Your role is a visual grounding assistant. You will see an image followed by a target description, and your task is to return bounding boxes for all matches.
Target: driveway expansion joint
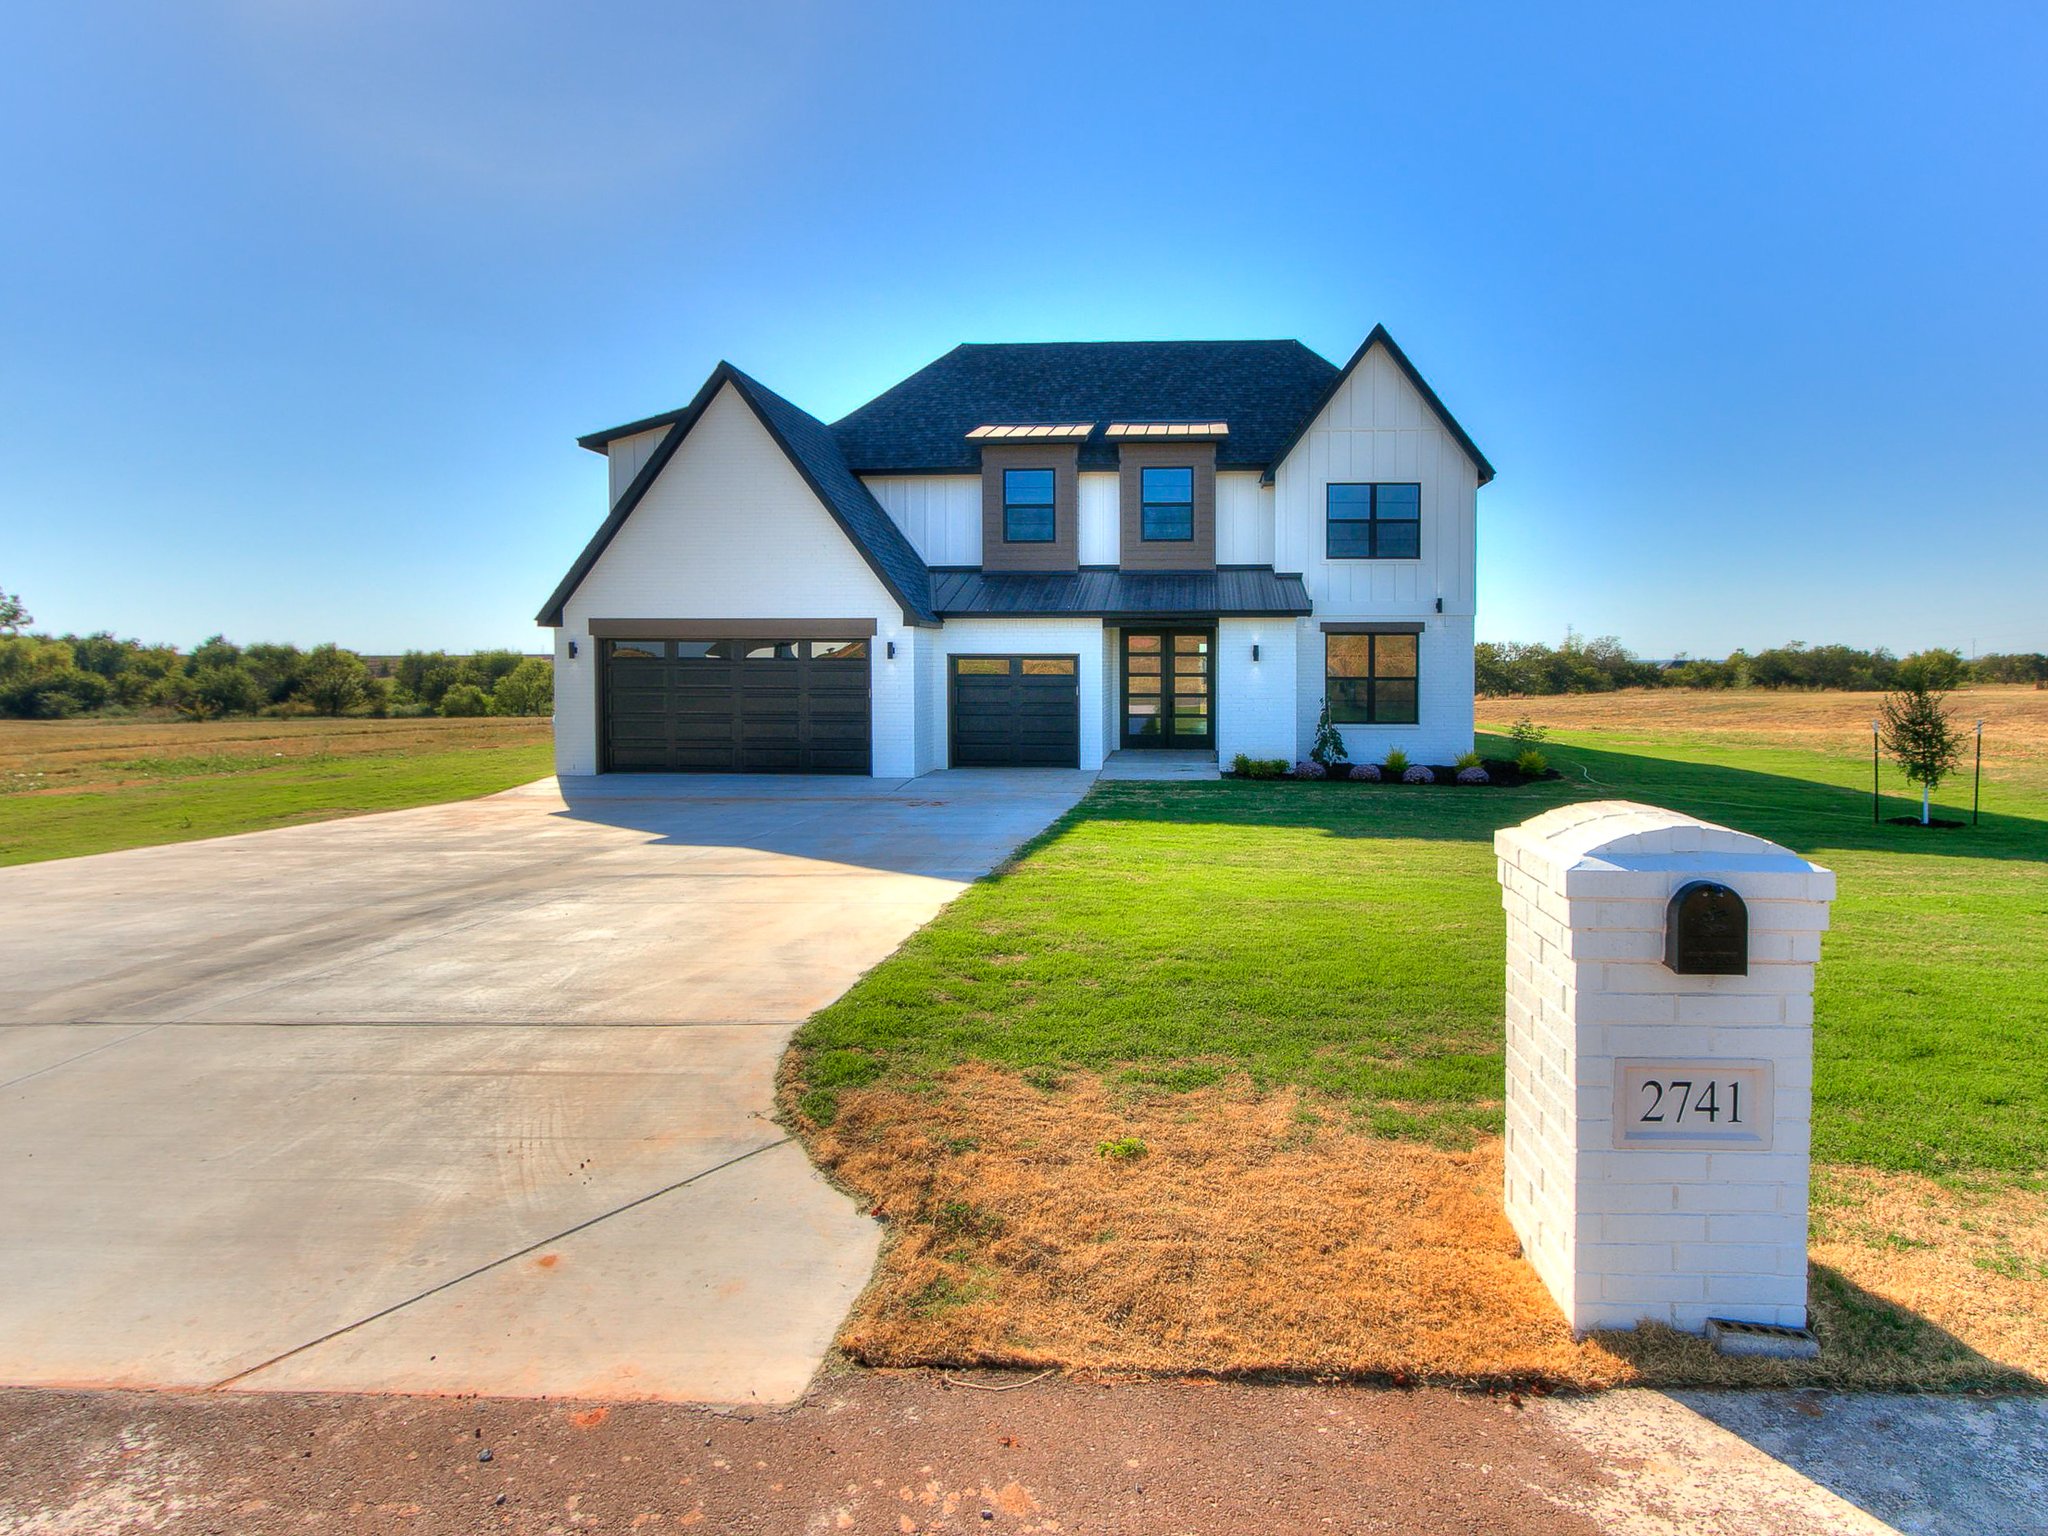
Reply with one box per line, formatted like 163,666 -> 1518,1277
209,1135 -> 794,1392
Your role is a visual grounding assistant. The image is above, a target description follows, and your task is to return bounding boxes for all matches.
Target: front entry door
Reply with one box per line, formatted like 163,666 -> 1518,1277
1121,629 -> 1215,750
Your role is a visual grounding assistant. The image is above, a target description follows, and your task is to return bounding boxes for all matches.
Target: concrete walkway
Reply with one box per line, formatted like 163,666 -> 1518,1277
0,769 -> 1094,1404
1096,749 -> 1222,781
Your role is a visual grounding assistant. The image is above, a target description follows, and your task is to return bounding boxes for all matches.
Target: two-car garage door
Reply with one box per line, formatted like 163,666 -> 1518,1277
602,636 -> 871,773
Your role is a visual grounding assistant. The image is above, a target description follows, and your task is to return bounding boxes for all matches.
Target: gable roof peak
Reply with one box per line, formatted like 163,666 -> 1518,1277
539,362 -> 935,628
1261,325 -> 1495,486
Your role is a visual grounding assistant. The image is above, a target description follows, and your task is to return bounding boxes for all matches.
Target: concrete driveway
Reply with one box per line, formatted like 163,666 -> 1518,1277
0,770 -> 1093,1404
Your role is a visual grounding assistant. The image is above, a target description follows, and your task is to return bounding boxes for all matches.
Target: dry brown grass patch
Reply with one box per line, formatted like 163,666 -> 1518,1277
0,715 -> 550,794
1480,684 -> 2048,762
794,1066 -> 2042,1392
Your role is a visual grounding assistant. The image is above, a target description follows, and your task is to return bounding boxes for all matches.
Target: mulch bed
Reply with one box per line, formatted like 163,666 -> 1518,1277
1224,758 -> 1558,788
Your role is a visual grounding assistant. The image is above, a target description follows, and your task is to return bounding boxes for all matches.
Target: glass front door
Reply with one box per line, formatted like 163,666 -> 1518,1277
1121,629 -> 1214,750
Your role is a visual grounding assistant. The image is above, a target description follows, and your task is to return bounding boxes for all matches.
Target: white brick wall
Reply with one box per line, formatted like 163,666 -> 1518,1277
1215,617 -> 1298,765
1495,802 -> 1836,1335
925,617 -> 1110,770
554,383 -> 921,778
1291,613 -> 1475,766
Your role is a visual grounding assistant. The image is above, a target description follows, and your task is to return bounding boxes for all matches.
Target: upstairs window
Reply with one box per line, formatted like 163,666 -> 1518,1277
1327,483 -> 1421,559
1325,633 -> 1419,724
1139,466 -> 1194,541
1003,467 -> 1056,543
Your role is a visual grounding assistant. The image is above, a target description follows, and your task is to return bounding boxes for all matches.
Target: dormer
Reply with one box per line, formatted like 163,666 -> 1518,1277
1109,422 -> 1225,572
971,424 -> 1087,573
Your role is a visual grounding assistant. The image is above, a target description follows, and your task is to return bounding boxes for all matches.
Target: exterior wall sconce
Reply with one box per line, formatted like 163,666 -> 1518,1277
568,640 -> 578,659
1435,597 -> 1444,613
887,640 -> 897,659
1252,642 -> 1261,662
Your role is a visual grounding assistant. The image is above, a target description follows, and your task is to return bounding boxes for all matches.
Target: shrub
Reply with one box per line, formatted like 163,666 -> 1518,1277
1097,1137 -> 1148,1161
1508,717 -> 1547,748
1453,749 -> 1483,770
1348,763 -> 1381,782
1516,748 -> 1549,777
1292,760 -> 1326,779
439,682 -> 491,717
1231,753 -> 1252,776
1309,697 -> 1349,769
1254,758 -> 1289,778
1382,747 -> 1411,777
1402,764 -> 1435,784
0,668 -> 110,718
1456,765 -> 1490,785
491,657 -> 554,716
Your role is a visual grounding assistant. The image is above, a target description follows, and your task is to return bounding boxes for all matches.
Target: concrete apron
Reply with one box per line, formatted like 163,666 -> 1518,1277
0,770 -> 1094,1405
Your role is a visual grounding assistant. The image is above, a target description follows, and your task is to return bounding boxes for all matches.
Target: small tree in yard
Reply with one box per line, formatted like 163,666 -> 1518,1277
1310,697 -> 1349,769
1879,684 -> 1965,825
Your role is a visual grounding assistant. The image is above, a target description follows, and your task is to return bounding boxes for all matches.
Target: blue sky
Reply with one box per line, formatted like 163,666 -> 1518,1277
2,1 -> 2043,658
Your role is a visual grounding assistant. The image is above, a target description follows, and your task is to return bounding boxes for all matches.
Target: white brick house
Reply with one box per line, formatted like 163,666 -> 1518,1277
539,329 -> 1493,777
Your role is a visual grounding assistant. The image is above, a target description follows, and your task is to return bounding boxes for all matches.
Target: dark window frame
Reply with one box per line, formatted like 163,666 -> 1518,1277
1002,466 -> 1058,544
1138,465 -> 1195,542
1326,482 -> 1422,560
1324,632 -> 1420,725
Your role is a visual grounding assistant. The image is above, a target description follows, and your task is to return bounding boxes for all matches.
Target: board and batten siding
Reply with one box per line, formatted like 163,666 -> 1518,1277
606,426 -> 669,506
555,382 -> 919,778
863,475 -> 981,567
1215,472 -> 1275,567
1078,473 -> 1119,566
1271,344 -> 1479,616
1270,342 -> 1482,764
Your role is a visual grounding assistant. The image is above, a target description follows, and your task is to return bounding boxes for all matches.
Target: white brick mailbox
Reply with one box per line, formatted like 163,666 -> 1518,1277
1494,801 -> 1836,1335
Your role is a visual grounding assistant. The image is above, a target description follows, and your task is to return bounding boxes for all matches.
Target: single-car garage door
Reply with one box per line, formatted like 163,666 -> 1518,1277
603,637 -> 871,773
949,655 -> 1079,768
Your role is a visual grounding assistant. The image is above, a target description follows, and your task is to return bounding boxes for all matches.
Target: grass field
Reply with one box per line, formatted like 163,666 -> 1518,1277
0,715 -> 554,866
786,685 -> 2047,1389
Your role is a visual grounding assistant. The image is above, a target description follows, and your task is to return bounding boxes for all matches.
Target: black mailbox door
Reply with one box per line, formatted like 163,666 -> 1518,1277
1665,881 -> 1748,974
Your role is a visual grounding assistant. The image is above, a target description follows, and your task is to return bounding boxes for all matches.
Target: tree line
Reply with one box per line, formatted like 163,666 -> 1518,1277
0,624 -> 552,721
1476,633 -> 2047,698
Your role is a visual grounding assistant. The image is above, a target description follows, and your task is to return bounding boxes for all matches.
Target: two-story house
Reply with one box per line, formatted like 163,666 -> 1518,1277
538,327 -> 1492,777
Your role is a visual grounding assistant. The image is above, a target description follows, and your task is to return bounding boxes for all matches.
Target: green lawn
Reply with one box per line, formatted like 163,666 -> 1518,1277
0,717 -> 554,866
796,728 -> 2048,1178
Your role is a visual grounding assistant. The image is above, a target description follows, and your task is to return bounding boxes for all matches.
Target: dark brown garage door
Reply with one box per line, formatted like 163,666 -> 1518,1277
602,637 -> 871,773
949,655 -> 1079,768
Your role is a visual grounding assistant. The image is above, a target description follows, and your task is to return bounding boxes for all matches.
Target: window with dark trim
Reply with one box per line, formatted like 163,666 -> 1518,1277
1139,466 -> 1194,541
1003,467 -> 1056,543
1325,632 -> 1419,724
1326,483 -> 1421,559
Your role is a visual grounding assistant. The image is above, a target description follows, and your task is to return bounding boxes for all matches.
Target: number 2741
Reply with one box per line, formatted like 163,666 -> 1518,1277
1639,1078 -> 1741,1125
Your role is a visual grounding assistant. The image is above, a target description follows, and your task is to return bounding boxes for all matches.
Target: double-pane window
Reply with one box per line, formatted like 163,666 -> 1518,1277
1325,633 -> 1419,724
1003,468 -> 1056,543
1326,483 -> 1421,559
1140,466 -> 1194,541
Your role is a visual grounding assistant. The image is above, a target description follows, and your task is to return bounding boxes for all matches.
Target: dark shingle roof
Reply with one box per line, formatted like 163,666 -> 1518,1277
930,568 -> 1311,620
539,363 -> 936,627
829,341 -> 1342,473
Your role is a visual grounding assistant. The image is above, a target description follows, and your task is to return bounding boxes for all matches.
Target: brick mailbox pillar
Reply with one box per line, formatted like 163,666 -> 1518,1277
1494,802 -> 1836,1336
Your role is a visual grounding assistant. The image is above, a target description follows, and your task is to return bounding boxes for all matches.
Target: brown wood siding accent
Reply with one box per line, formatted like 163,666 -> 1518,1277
1320,621 -> 1426,635
979,443 -> 1080,573
1118,442 -> 1216,572
589,618 -> 878,640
